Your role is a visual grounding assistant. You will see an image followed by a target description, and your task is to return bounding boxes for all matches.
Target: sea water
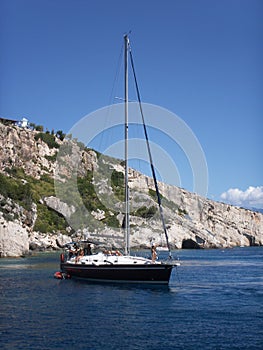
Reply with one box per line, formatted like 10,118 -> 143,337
0,247 -> 262,350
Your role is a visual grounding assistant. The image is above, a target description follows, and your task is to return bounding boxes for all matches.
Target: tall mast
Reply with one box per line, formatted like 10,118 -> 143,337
124,34 -> 130,255
129,44 -> 173,258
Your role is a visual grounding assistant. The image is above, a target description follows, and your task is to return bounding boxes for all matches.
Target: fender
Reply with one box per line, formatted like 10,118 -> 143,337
54,271 -> 71,279
54,271 -> 63,279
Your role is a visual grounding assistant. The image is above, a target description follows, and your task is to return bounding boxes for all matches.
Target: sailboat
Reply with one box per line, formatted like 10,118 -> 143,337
56,35 -> 179,284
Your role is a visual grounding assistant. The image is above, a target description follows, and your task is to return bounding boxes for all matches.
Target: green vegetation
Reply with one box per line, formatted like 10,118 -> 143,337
2,125 -> 188,234
0,122 -> 126,233
133,205 -> 157,219
45,153 -> 57,162
34,204 -> 67,233
34,132 -> 59,149
0,170 -> 33,210
0,167 -> 68,232
56,130 -> 66,141
111,170 -> 125,201
35,125 -> 44,132
149,188 -> 188,216
149,188 -> 163,201
0,160 -> 187,232
77,171 -> 103,212
0,195 -> 19,221
102,215 -> 120,228
30,123 -> 66,141
77,170 -> 120,228
178,207 -> 188,216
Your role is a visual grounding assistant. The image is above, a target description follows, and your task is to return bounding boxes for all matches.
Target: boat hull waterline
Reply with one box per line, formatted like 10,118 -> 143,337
60,262 -> 174,284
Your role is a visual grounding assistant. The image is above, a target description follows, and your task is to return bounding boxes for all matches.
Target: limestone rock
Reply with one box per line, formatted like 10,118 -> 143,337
91,209 -> 106,220
0,121 -> 262,256
0,217 -> 29,257
43,196 -> 75,219
28,232 -> 71,251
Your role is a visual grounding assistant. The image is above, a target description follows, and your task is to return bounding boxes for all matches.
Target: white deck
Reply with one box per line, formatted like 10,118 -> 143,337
66,252 -> 156,265
66,252 -> 180,267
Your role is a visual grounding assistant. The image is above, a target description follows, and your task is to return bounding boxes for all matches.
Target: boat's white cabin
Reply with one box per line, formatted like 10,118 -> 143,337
66,252 -> 160,266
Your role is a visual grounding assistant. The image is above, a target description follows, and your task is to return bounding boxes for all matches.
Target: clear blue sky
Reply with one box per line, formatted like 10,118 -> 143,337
0,0 -> 262,208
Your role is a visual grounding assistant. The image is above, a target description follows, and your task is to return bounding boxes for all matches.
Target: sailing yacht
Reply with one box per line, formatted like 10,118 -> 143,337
56,35 -> 179,284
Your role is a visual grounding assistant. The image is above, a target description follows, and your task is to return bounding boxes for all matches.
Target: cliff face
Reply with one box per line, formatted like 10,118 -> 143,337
107,170 -> 262,249
0,122 -> 262,257
0,123 -> 58,178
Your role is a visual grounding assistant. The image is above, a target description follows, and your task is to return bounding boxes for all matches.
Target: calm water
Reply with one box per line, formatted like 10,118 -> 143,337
0,247 -> 262,350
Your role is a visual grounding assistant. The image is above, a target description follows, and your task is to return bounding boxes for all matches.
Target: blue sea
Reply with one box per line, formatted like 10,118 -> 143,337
0,247 -> 262,350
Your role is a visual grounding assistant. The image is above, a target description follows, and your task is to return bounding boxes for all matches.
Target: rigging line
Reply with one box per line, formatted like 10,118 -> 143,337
128,45 -> 172,259
108,42 -> 124,107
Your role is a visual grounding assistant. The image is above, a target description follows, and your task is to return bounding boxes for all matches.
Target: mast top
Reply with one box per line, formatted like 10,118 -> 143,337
124,34 -> 130,47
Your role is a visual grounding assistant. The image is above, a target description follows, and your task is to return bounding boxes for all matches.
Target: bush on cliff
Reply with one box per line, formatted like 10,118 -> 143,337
0,172 -> 33,210
34,132 -> 59,149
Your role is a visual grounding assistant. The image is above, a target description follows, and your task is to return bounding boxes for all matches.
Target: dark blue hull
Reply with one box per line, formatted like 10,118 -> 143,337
61,262 -> 174,284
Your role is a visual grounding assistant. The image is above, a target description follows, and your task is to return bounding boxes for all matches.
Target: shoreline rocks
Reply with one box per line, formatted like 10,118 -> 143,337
0,122 -> 262,258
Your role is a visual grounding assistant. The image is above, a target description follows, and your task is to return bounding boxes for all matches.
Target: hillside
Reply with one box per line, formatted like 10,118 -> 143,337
0,121 -> 262,257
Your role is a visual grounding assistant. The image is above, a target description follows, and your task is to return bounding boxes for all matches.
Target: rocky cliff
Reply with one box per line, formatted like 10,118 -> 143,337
0,122 -> 262,257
